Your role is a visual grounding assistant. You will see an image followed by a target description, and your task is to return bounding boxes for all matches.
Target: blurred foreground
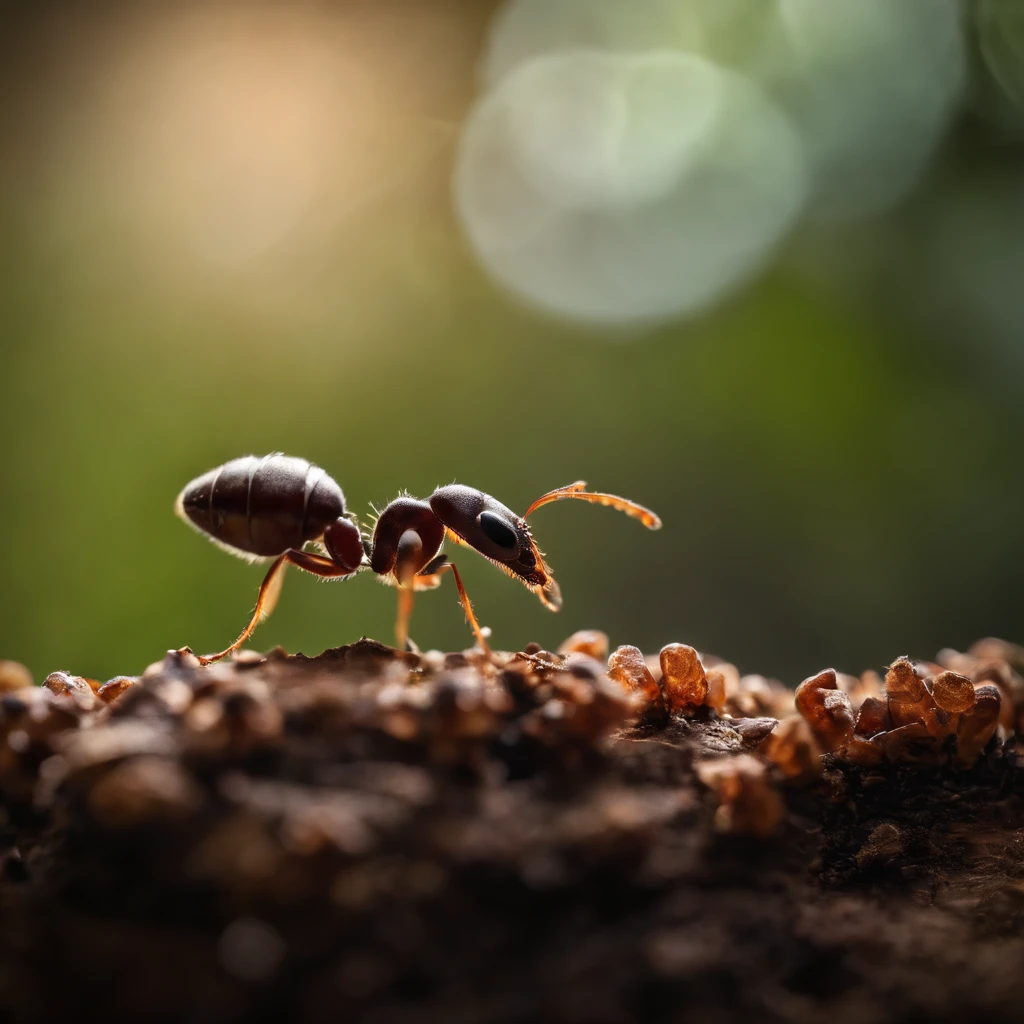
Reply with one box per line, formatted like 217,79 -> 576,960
2,633 -> 1024,1021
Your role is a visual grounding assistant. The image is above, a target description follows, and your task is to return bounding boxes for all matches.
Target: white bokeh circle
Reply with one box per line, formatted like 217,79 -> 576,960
455,50 -> 806,325
481,0 -> 966,223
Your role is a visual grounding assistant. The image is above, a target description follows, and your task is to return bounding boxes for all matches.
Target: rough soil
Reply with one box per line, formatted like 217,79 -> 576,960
2,638 -> 1024,1024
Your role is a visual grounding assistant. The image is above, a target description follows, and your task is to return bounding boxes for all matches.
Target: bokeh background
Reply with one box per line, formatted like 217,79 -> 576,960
1,0 -> 1022,686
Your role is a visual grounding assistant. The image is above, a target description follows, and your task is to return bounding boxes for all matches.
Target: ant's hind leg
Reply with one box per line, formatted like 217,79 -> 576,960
198,548 -> 358,665
198,553 -> 290,665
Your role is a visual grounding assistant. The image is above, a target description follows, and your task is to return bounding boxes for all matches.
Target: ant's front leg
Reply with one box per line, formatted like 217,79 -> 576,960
406,552 -> 492,657
437,560 -> 493,658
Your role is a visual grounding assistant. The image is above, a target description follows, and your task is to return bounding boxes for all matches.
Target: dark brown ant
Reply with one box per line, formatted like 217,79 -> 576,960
176,453 -> 661,663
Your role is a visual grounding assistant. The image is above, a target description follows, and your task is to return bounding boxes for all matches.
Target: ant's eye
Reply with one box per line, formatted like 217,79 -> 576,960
479,511 -> 518,550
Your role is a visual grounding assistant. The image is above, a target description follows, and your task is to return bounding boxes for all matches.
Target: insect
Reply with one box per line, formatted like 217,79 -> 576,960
176,453 -> 661,663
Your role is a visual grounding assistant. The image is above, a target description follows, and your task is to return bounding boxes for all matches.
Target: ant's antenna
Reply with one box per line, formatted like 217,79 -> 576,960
524,481 -> 662,530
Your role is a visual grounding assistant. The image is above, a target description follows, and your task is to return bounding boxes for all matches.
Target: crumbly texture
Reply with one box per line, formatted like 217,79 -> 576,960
2,637 -> 1024,1024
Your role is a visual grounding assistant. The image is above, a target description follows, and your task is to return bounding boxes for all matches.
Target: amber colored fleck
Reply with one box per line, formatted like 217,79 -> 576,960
969,660 -> 1023,732
98,677 -> 137,705
885,658 -> 925,703
42,671 -> 96,711
658,644 -> 708,713
795,669 -> 854,752
930,671 -> 976,714
855,696 -> 890,737
955,684 -> 1002,767
607,646 -> 663,714
558,630 -> 609,662
885,656 -> 948,736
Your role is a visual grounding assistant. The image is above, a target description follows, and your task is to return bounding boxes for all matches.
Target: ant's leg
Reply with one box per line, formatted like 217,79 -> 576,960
439,561 -> 493,657
394,552 -> 451,651
198,553 -> 289,665
396,588 -> 415,650
285,549 -> 360,578
396,550 -> 456,650
199,549 -> 357,665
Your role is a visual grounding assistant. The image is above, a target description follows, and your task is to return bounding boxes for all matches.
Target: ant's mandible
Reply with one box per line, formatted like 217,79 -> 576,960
175,453 -> 661,664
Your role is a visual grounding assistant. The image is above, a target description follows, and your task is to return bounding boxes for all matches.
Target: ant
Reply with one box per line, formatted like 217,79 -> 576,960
176,453 -> 661,664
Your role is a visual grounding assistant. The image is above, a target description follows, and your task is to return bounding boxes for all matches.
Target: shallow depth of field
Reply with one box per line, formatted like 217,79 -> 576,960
1,0 -> 1022,684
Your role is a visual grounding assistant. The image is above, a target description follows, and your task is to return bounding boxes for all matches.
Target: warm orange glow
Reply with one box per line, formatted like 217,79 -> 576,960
20,2 -> 471,333
91,7 -> 387,263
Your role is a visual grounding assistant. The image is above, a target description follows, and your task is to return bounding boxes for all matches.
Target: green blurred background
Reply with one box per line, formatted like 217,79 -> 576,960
1,0 -> 1022,686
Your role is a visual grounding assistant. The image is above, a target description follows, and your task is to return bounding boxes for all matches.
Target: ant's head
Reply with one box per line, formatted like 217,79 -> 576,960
428,486 -> 562,610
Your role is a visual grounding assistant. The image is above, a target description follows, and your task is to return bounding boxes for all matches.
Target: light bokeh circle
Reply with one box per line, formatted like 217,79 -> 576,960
482,0 -> 966,223
455,50 -> 806,326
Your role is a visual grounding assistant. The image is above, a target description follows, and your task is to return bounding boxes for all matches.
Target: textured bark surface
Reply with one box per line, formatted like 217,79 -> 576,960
2,639 -> 1024,1024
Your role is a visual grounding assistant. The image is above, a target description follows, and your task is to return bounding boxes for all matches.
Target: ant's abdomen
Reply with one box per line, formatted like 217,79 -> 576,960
176,454 -> 346,558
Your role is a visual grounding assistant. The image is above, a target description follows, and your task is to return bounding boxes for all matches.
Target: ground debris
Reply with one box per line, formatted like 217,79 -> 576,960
794,651 -> 1015,769
1,637 -> 1024,1023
